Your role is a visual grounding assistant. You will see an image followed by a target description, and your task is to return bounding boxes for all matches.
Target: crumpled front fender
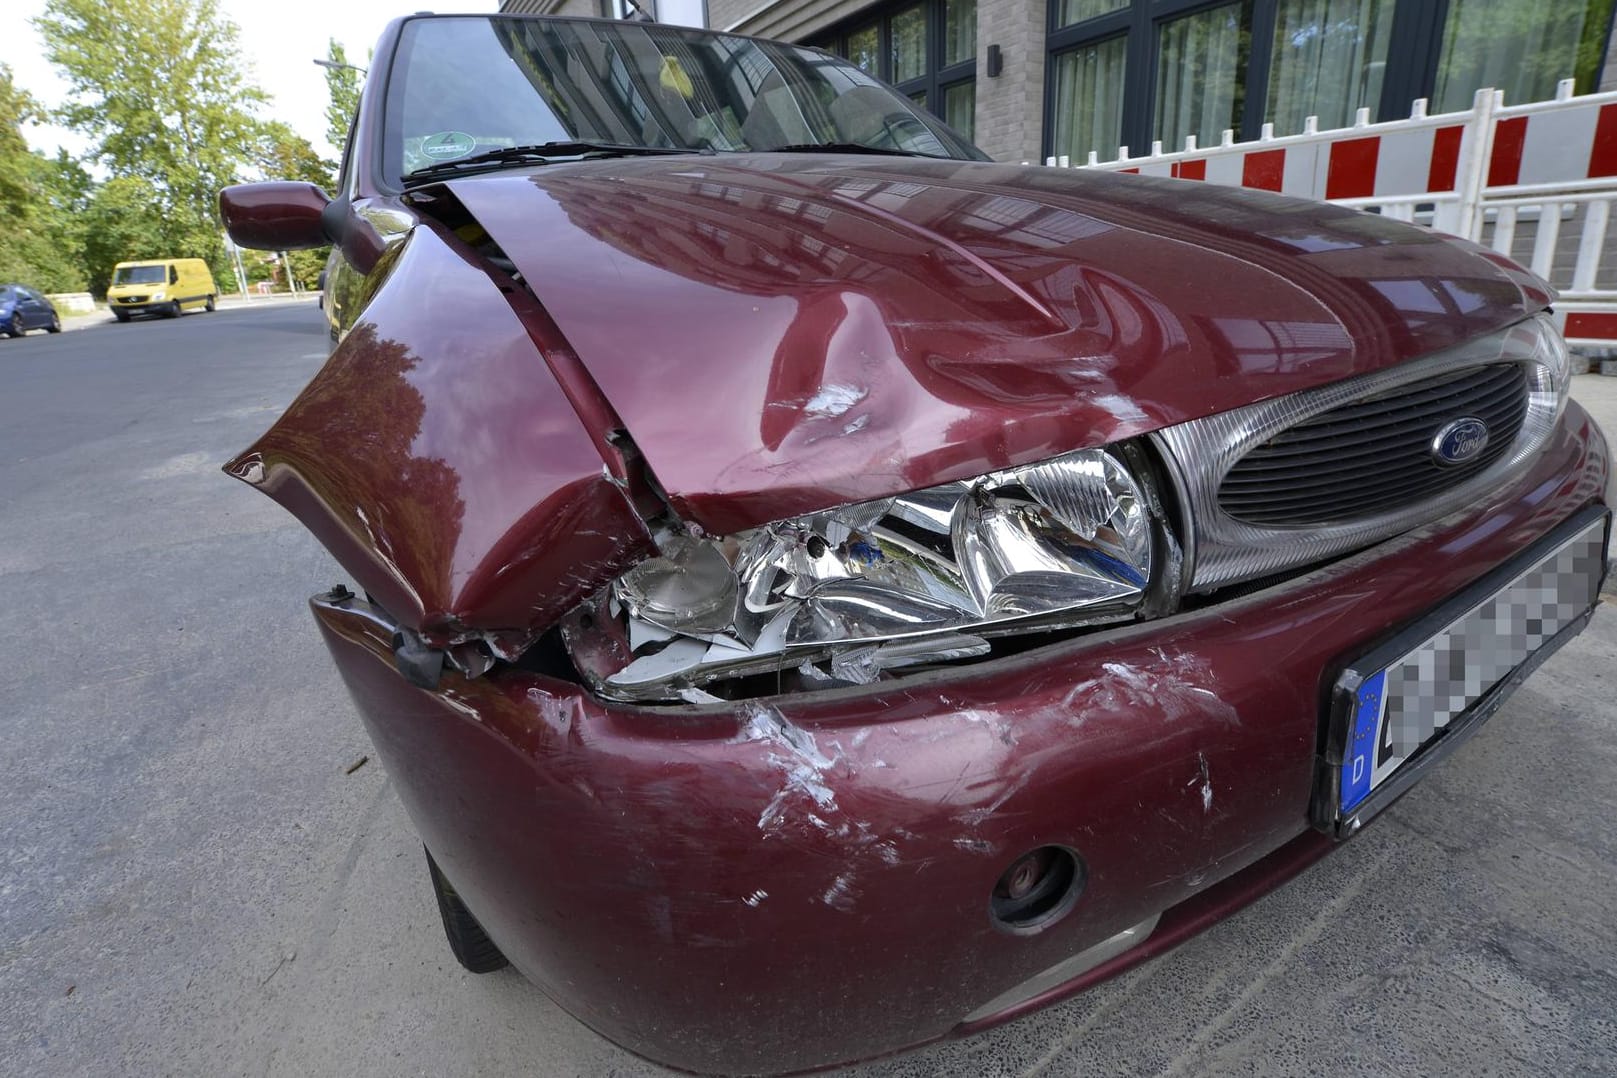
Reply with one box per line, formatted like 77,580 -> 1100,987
225,222 -> 653,640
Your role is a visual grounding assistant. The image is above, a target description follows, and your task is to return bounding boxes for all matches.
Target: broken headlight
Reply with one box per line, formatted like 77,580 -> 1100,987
567,445 -> 1181,702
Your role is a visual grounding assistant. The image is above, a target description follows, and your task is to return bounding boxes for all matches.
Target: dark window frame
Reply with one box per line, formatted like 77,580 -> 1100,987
809,0 -> 977,130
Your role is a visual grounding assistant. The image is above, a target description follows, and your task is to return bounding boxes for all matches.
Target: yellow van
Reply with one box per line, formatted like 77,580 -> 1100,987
107,259 -> 219,322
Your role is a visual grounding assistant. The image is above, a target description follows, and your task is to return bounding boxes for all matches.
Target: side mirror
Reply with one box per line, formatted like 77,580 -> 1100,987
219,182 -> 332,250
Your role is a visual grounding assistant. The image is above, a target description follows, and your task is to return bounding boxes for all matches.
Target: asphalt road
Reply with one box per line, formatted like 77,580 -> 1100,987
3,301 -> 1615,1077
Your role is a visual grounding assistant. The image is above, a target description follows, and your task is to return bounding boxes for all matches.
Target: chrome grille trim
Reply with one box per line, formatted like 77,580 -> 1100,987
1152,315 -> 1568,592
1218,363 -> 1527,526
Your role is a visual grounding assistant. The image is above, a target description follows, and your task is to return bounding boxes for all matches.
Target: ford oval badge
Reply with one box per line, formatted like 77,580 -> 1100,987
1432,417 -> 1489,466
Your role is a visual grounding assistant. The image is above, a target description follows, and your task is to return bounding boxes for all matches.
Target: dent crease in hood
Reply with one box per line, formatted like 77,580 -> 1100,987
445,155 -> 1550,534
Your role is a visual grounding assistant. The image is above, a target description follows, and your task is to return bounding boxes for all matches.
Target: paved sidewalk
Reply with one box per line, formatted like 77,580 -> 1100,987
56,293 -> 319,332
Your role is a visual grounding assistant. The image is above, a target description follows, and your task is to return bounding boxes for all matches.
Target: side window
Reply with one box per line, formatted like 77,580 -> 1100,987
169,266 -> 179,285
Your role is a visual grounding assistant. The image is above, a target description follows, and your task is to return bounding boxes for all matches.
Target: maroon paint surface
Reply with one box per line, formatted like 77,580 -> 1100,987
446,155 -> 1549,535
227,222 -> 652,639
218,181 -> 330,250
309,408 -> 1607,1075
216,19 -> 1605,1070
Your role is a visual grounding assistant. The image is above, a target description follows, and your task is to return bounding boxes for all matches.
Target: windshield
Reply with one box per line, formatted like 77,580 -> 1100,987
114,266 -> 166,285
384,16 -> 985,185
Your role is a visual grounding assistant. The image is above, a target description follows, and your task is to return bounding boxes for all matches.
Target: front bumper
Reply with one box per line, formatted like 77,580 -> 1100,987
310,404 -> 1609,1076
110,296 -> 166,314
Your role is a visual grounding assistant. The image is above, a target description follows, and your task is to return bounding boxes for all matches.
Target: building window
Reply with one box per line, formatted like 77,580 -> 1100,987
811,0 -> 977,135
943,79 -> 976,139
1266,0 -> 1395,136
848,24 -> 880,74
1155,2 -> 1251,150
892,5 -> 929,83
1051,35 -> 1127,159
1057,0 -> 1128,27
1042,0 -> 1615,162
1433,0 -> 1617,111
945,0 -> 978,66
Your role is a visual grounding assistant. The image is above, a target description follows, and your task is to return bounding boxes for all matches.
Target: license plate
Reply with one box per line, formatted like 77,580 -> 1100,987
1316,508 -> 1609,836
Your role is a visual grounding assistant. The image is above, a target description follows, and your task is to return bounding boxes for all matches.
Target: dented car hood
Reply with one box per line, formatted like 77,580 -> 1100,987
446,154 -> 1551,534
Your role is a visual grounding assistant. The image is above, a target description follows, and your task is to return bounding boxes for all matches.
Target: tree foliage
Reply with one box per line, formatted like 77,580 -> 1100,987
79,176 -> 176,295
258,120 -> 335,192
0,65 -> 88,292
252,120 -> 333,291
34,0 -> 268,281
323,39 -> 364,154
0,64 -> 41,209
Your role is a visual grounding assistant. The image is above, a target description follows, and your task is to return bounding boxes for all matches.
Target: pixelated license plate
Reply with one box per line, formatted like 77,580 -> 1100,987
1322,508 -> 1609,835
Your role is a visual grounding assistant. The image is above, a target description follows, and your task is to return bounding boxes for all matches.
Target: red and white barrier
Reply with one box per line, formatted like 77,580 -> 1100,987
1054,81 -> 1617,348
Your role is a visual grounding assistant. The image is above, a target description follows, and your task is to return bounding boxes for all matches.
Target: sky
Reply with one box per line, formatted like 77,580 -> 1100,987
6,0 -> 494,164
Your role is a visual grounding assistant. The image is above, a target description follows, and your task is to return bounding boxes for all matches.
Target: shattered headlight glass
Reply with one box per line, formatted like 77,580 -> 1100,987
568,446 -> 1180,702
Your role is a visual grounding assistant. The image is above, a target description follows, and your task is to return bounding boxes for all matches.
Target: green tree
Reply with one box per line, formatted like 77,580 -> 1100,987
257,120 -> 335,191
35,0 -> 269,282
0,64 -> 40,209
254,120 -> 332,291
322,39 -> 364,154
0,65 -> 88,292
79,176 -> 175,295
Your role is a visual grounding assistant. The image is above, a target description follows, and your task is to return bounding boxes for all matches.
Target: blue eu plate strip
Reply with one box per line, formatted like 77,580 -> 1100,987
1340,670 -> 1386,812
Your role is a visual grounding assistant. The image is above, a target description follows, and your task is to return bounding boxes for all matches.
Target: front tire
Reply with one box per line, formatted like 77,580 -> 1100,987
425,848 -> 509,973
165,301 -> 181,318
113,309 -> 130,323
6,316 -> 23,338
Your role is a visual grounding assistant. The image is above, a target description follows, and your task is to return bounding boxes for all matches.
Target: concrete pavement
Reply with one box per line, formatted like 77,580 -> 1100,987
45,293 -> 319,333
1,304 -> 1614,1076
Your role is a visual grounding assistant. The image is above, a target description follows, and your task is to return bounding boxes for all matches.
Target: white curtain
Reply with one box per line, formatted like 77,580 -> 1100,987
1267,0 -> 1394,135
1053,35 -> 1128,159
1435,0 -> 1600,110
1156,3 -> 1245,150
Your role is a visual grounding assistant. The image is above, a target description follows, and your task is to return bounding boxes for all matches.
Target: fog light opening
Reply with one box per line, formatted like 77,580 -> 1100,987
990,846 -> 1084,934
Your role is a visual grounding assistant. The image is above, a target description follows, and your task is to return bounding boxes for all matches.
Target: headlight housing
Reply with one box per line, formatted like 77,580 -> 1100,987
567,444 -> 1181,702
152,291 -> 167,301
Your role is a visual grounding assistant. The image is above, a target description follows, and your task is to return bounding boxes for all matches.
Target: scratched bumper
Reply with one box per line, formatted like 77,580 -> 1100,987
309,406 -> 1608,1076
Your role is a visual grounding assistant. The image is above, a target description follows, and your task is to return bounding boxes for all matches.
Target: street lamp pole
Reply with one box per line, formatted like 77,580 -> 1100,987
312,58 -> 368,75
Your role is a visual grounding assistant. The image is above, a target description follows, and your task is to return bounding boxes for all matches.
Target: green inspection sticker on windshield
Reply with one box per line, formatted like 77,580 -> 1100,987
420,131 -> 476,161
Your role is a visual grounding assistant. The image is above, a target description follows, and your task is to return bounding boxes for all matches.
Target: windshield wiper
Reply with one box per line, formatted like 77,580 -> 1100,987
768,142 -> 952,159
404,141 -> 708,184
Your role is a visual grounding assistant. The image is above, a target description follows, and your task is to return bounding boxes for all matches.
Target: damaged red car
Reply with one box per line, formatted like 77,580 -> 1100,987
220,13 -> 1613,1075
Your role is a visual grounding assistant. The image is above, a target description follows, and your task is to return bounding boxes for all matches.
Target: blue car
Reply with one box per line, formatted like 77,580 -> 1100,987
0,285 -> 63,337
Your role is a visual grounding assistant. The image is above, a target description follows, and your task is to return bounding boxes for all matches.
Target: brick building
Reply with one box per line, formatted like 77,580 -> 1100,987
499,1 -> 1617,165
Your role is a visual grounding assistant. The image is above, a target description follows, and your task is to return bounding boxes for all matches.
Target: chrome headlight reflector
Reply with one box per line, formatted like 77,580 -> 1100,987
584,447 -> 1171,701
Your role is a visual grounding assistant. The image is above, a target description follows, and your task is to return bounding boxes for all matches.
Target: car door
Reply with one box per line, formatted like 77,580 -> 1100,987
19,289 -> 44,328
